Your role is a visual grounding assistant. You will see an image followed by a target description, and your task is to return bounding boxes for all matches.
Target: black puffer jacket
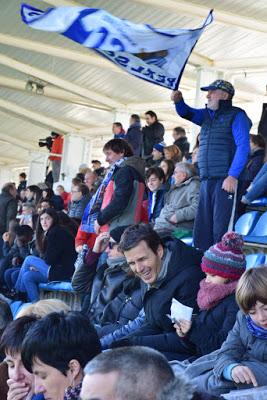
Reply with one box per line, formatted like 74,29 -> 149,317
42,225 -> 76,281
142,121 -> 165,157
143,237 -> 204,332
0,192 -> 17,234
98,276 -> 143,327
85,258 -> 142,325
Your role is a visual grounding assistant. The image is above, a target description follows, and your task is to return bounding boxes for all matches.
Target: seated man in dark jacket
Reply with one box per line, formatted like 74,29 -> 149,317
72,227 -> 143,332
1,225 -> 35,293
118,224 -> 204,339
119,232 -> 243,361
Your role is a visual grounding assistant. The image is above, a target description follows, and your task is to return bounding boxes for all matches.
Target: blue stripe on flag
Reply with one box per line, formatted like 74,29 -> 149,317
20,4 -> 213,90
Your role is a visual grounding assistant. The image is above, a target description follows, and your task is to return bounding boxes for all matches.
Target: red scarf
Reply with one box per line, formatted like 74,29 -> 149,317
197,279 -> 238,311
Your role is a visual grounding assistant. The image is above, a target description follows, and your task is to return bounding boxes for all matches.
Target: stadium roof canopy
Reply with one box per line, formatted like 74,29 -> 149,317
0,0 -> 266,168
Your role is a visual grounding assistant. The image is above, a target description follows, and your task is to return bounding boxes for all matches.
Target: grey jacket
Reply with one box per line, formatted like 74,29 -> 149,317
172,311 -> 267,396
154,176 -> 200,232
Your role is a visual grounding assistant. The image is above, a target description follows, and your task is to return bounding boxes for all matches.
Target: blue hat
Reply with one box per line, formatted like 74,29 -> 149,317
201,79 -> 235,97
153,142 -> 165,154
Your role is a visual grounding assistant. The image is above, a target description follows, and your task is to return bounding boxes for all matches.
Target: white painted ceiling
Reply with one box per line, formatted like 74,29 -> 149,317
0,0 -> 266,168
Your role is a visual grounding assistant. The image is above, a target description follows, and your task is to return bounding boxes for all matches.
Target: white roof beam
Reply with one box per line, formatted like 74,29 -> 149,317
0,54 -> 124,109
0,98 -> 77,134
0,33 -> 122,75
214,57 -> 267,71
0,75 -> 112,112
134,0 -> 267,33
0,154 -> 25,163
0,131 -> 36,151
78,126 -> 112,136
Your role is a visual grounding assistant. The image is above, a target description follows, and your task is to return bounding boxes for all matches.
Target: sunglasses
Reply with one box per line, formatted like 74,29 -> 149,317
108,241 -> 117,250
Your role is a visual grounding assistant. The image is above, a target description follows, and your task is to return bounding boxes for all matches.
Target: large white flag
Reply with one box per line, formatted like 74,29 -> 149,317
21,4 -> 213,90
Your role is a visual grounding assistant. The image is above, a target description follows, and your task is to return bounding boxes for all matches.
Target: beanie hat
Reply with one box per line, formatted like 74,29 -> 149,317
153,142 -> 165,154
201,232 -> 246,280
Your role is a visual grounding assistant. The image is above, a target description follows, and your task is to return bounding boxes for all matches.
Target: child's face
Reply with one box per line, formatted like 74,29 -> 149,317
146,174 -> 162,193
205,273 -> 228,285
248,301 -> 267,329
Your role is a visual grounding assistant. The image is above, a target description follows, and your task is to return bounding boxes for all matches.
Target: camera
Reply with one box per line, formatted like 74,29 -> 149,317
38,136 -> 53,151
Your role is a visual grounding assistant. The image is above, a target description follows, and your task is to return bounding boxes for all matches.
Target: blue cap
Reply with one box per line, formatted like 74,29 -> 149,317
153,142 -> 165,153
201,79 -> 235,97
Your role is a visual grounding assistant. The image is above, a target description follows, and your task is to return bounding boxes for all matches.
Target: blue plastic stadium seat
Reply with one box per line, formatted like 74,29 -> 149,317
10,301 -> 31,318
38,281 -> 81,310
251,197 -> 267,207
39,281 -> 74,292
234,211 -> 260,235
246,253 -> 266,269
181,237 -> 194,246
243,211 -> 267,244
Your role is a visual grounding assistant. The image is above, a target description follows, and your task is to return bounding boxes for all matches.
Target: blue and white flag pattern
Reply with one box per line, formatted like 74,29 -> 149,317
21,4 -> 213,90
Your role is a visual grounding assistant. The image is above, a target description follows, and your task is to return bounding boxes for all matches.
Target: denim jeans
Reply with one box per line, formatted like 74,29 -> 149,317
4,267 -> 20,290
244,162 -> 267,203
15,256 -> 49,302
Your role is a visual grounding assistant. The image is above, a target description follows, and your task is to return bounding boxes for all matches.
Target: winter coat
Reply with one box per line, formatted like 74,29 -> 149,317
239,148 -> 265,197
125,122 -> 142,156
42,225 -> 76,281
154,176 -> 200,232
131,293 -> 238,359
49,135 -> 63,161
174,137 -> 190,158
17,180 -> 27,193
68,194 -> 90,220
50,194 -> 64,211
175,311 -> 267,396
101,309 -> 146,349
0,239 -> 35,281
140,237 -> 203,333
72,252 -> 143,326
0,192 -> 17,234
142,121 -> 165,157
148,188 -> 166,223
97,156 -> 145,231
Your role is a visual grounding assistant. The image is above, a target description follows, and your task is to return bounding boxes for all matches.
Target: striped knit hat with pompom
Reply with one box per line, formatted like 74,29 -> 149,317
201,232 -> 246,280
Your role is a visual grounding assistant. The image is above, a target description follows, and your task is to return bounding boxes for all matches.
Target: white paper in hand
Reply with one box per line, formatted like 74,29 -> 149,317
170,298 -> 193,322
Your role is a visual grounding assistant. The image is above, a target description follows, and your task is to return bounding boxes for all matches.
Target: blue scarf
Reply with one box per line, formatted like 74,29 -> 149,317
246,315 -> 267,340
81,158 -> 126,233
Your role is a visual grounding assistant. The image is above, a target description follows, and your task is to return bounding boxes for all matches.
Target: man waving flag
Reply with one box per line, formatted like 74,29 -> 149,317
21,4 -> 213,90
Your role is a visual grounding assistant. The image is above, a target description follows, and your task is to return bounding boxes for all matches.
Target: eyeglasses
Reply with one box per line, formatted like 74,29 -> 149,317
108,241 -> 117,250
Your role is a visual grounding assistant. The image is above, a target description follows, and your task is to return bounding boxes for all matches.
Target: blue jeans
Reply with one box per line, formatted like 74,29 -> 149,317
243,162 -> 267,203
15,256 -> 49,302
4,267 -> 20,290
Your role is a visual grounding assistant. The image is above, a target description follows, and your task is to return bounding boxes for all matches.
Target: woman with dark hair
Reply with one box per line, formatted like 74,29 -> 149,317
15,208 -> 76,302
57,211 -> 79,238
21,312 -> 101,400
40,188 -> 64,211
25,185 -> 42,206
160,159 -> 175,190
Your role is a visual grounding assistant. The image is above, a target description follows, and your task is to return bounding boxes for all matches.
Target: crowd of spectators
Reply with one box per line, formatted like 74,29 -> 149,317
0,80 -> 267,400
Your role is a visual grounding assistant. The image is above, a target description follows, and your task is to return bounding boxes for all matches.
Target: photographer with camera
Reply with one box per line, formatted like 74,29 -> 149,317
39,132 -> 64,183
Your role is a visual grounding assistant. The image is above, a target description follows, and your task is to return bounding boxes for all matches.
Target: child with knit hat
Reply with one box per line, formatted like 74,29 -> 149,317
171,231 -> 245,360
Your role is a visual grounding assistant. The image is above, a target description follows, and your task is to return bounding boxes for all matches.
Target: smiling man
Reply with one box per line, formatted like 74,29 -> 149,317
171,80 -> 251,251
119,224 -> 204,335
